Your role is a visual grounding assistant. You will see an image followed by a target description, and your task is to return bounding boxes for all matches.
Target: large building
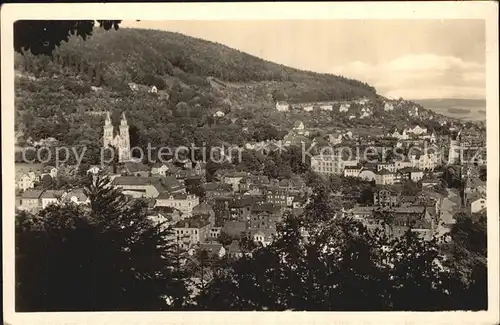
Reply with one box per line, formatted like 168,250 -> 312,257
155,193 -> 200,216
103,112 -> 131,162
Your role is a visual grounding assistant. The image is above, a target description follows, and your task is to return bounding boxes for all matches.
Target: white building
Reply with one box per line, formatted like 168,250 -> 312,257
320,105 -> 333,111
407,125 -> 428,135
63,188 -> 90,205
103,112 -> 131,162
40,190 -> 66,209
303,106 -> 314,112
276,101 -> 290,112
16,171 -> 38,191
156,193 -> 200,217
339,103 -> 350,112
311,154 -> 344,175
470,196 -> 486,213
344,165 -> 362,178
384,102 -> 394,111
213,110 -> 225,117
395,160 -> 413,170
376,169 -> 395,185
410,170 -> 424,182
173,217 -> 212,250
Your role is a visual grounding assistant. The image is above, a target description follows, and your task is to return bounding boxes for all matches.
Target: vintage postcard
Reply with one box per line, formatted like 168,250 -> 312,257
1,2 -> 499,325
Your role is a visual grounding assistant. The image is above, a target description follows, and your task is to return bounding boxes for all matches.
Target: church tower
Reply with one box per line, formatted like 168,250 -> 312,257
103,111 -> 114,148
448,130 -> 461,165
118,112 -> 131,162
103,111 -> 131,163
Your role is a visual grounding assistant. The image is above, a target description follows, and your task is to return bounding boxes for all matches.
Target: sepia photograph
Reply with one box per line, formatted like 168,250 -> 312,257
2,2 -> 499,325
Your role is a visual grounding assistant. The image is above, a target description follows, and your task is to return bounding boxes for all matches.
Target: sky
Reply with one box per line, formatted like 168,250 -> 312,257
121,20 -> 486,100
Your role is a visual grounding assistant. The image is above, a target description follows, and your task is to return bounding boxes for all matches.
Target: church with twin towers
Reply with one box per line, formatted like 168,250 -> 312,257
103,111 -> 131,162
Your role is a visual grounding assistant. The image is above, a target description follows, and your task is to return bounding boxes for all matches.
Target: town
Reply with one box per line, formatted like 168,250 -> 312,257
11,18 -> 490,312
15,98 -> 487,268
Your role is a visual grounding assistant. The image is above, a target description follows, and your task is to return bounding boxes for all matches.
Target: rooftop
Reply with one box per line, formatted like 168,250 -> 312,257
20,189 -> 45,199
173,216 -> 211,229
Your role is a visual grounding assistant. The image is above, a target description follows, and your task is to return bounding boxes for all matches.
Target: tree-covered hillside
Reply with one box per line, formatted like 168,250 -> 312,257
16,27 -> 376,102
15,26 -> 469,165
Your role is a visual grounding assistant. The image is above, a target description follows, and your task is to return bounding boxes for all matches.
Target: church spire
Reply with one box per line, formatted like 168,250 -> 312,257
105,111 -> 112,125
121,112 -> 128,125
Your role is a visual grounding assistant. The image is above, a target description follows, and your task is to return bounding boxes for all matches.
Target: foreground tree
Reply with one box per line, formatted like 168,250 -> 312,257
14,20 -> 122,55
16,175 -> 190,311
195,186 -> 479,311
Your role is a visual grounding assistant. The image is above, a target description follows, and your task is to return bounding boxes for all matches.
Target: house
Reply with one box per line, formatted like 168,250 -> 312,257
311,154 -> 344,175
469,194 -> 487,213
410,170 -> 424,182
376,169 -> 395,185
344,164 -> 362,178
276,101 -> 289,112
465,177 -> 486,195
344,206 -> 376,221
111,176 -> 178,198
149,85 -> 158,94
265,187 -> 289,207
156,193 -> 200,216
192,202 -> 216,225
198,242 -> 226,258
339,103 -> 350,112
373,189 -> 400,207
62,188 -> 90,205
203,182 -> 233,200
422,176 -> 440,188
222,171 -> 248,192
303,106 -> 314,112
193,161 -> 206,177
226,240 -> 244,259
16,171 -> 38,191
395,160 -> 413,170
406,125 -> 428,135
18,189 -> 45,212
320,105 -> 333,111
148,206 -> 182,228
172,216 -> 212,250
396,167 -> 420,183
208,227 -> 222,240
384,102 -> 394,111
377,162 -> 396,173
39,190 -> 65,209
151,164 -> 170,177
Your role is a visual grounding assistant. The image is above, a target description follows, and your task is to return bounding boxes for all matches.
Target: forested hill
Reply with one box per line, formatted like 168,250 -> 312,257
15,27 -> 470,165
16,27 -> 376,103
